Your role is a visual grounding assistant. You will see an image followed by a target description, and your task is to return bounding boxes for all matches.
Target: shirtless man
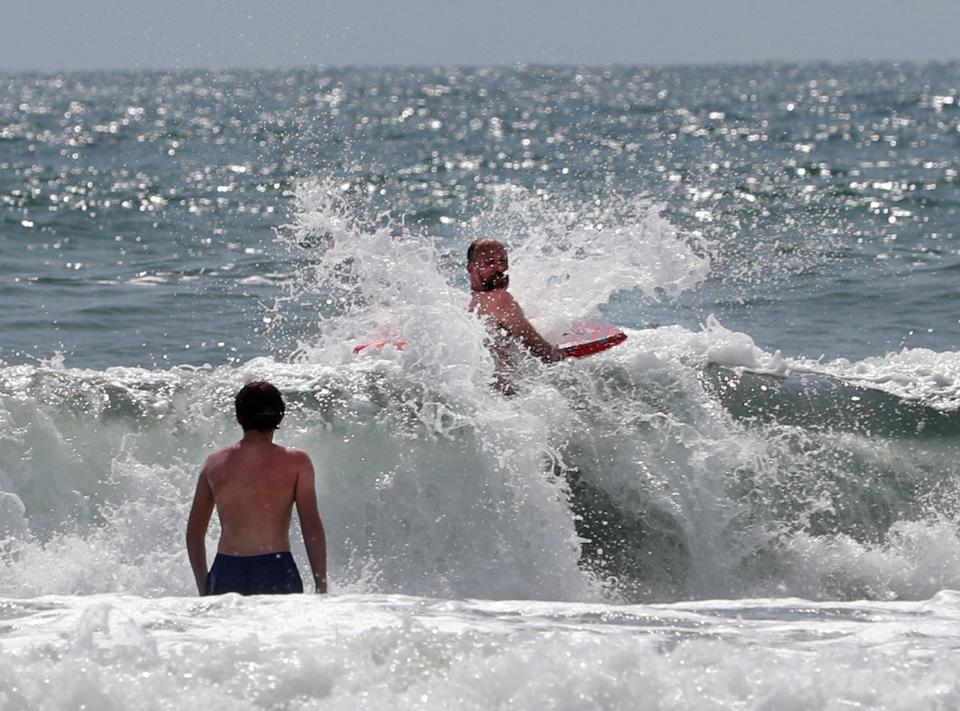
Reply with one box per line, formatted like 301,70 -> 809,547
467,238 -> 565,391
185,381 -> 327,595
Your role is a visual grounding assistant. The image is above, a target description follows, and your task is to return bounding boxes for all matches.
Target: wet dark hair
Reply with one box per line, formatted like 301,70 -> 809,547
235,381 -> 285,432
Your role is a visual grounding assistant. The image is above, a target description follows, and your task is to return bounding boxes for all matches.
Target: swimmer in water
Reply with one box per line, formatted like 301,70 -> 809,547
185,381 -> 328,595
467,238 -> 566,392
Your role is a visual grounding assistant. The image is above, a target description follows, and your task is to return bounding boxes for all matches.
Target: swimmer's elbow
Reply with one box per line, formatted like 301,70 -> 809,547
184,526 -> 198,547
185,515 -> 208,545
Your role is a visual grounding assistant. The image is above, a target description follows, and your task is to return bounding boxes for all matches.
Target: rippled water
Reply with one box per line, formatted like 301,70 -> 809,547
2,64 -> 960,709
3,64 -> 960,367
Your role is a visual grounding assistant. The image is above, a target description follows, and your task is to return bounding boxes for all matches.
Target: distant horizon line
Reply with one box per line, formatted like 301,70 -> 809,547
2,56 -> 960,75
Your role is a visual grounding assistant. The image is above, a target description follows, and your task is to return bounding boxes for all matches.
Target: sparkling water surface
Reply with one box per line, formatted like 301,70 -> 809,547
2,63 -> 960,709
3,64 -> 960,367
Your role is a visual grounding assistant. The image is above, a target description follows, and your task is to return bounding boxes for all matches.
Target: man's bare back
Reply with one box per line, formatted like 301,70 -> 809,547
202,439 -> 309,556
186,381 -> 327,595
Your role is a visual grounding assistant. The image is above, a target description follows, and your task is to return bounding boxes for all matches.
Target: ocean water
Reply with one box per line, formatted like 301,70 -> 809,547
1,63 -> 960,708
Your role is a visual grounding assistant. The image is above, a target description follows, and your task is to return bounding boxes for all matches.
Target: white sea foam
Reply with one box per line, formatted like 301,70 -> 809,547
467,185 -> 711,336
2,182 -> 959,607
668,315 -> 960,409
1,592 -> 958,710
813,347 -> 960,410
771,519 -> 960,600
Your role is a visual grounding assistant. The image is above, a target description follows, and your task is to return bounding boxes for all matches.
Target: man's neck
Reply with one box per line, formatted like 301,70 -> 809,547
241,430 -> 275,445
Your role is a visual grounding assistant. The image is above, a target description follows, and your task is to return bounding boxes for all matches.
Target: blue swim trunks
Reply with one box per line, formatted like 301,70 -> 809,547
204,551 -> 304,596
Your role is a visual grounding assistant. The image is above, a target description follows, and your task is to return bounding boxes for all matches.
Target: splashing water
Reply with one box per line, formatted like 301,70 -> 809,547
3,178 -> 960,606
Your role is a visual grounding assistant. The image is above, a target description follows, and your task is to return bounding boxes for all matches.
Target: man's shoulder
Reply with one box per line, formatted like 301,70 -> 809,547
474,288 -> 519,313
278,446 -> 313,466
488,288 -> 518,304
279,445 -> 309,457
199,445 -> 237,484
203,445 -> 234,468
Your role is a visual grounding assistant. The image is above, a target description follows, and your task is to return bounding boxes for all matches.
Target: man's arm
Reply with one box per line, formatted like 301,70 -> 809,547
491,291 -> 566,362
293,452 -> 328,594
185,463 -> 215,595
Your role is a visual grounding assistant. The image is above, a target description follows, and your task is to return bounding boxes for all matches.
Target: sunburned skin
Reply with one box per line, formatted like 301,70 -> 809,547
202,439 -> 304,555
467,239 -> 565,392
186,426 -> 328,594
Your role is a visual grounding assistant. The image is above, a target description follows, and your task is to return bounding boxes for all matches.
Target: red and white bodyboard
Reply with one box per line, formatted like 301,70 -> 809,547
557,321 -> 627,358
353,321 -> 626,358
